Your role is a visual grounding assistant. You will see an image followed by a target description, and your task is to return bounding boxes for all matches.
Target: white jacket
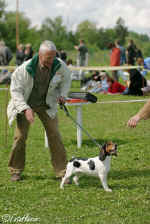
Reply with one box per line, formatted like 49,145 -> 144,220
7,57 -> 71,126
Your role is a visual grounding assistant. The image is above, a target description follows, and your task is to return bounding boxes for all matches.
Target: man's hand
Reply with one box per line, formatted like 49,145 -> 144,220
57,96 -> 66,105
24,108 -> 34,124
127,114 -> 140,128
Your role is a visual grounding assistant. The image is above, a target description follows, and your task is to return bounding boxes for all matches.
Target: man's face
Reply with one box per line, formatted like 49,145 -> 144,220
39,50 -> 56,68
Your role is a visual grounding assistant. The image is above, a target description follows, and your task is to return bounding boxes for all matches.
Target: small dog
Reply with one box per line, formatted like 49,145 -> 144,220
60,142 -> 117,192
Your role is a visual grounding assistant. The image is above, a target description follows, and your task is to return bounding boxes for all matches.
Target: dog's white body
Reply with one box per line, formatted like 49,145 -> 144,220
60,142 -> 117,191
60,155 -> 112,192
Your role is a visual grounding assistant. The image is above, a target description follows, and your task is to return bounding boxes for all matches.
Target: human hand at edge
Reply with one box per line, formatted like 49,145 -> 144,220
127,114 -> 140,128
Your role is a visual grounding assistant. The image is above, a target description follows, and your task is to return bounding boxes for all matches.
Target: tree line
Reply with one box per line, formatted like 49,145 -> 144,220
0,1 -> 150,57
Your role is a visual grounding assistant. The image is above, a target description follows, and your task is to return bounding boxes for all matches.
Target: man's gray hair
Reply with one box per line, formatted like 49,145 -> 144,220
39,40 -> 56,53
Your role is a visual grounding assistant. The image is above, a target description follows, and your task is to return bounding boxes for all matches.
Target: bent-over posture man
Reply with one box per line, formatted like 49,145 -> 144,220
7,40 -> 71,181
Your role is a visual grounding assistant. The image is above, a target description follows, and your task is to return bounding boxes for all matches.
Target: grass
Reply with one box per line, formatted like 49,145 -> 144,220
0,81 -> 150,224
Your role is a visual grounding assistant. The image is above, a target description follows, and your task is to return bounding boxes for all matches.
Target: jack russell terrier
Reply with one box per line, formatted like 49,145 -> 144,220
60,142 -> 117,192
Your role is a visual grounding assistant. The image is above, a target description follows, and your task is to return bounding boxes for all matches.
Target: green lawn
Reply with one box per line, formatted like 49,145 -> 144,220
0,82 -> 150,224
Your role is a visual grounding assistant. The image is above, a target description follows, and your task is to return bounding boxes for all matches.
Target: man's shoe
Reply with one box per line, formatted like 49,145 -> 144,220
11,173 -> 21,181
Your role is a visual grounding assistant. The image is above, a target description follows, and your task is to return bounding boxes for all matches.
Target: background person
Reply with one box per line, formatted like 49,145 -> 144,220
127,69 -> 147,96
7,40 -> 71,182
0,40 -> 12,66
16,44 -> 25,66
60,49 -> 67,63
107,77 -> 126,94
74,39 -> 88,66
108,42 -> 120,81
126,39 -> 137,65
24,43 -> 33,61
136,57 -> 150,77
115,39 -> 126,65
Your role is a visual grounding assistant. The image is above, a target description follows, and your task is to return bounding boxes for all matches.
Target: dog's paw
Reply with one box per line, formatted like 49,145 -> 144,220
105,188 -> 112,192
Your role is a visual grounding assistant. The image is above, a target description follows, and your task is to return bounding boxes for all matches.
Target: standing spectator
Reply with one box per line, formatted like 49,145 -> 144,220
7,40 -> 71,182
74,40 -> 88,86
0,40 -> 12,65
108,42 -> 121,81
115,39 -> 126,65
24,43 -> 33,61
60,49 -> 67,63
16,44 -> 25,66
74,40 -> 88,66
126,39 -> 137,65
115,39 -> 128,82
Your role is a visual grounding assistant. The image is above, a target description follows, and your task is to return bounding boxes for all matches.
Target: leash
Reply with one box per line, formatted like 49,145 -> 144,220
60,103 -> 102,149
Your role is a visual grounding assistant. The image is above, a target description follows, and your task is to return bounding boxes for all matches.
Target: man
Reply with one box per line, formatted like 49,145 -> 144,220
7,40 -> 71,181
108,42 -> 121,81
115,40 -> 126,65
0,40 -> 12,66
74,40 -> 88,86
126,39 -> 137,65
127,100 -> 150,128
60,49 -> 67,63
74,40 -> 88,66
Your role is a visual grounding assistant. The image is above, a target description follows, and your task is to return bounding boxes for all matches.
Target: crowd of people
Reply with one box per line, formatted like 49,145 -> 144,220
80,39 -> 150,96
0,38 -> 150,96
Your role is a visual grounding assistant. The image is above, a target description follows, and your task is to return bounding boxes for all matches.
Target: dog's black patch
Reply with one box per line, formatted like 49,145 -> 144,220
73,161 -> 81,168
88,160 -> 95,170
70,157 -> 88,162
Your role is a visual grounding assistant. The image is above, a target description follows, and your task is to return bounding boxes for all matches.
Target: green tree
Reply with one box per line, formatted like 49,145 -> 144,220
2,11 -> 40,52
0,0 -> 5,17
75,20 -> 99,47
40,16 -> 70,49
114,17 -> 128,45
97,28 -> 117,49
0,0 -> 6,39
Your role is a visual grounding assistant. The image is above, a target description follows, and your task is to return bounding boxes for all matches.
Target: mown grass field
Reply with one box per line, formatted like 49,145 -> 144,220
0,81 -> 150,224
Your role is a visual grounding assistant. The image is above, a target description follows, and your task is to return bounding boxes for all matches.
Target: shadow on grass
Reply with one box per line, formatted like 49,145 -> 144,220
70,138 -> 127,148
22,174 -> 49,181
111,168 -> 150,180
68,168 -> 150,190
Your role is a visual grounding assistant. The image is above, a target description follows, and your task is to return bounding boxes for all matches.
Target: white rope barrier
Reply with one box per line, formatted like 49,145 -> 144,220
96,99 -> 149,104
70,65 -> 143,71
0,65 -> 143,72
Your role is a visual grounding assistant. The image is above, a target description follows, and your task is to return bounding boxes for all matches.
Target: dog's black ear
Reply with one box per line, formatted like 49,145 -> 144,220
99,144 -> 106,161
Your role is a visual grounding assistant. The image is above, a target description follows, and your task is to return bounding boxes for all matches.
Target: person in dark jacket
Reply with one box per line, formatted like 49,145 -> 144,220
60,49 -> 67,63
0,40 -> 12,65
16,44 -> 25,66
126,39 -> 137,65
24,43 -> 33,61
128,69 -> 147,96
